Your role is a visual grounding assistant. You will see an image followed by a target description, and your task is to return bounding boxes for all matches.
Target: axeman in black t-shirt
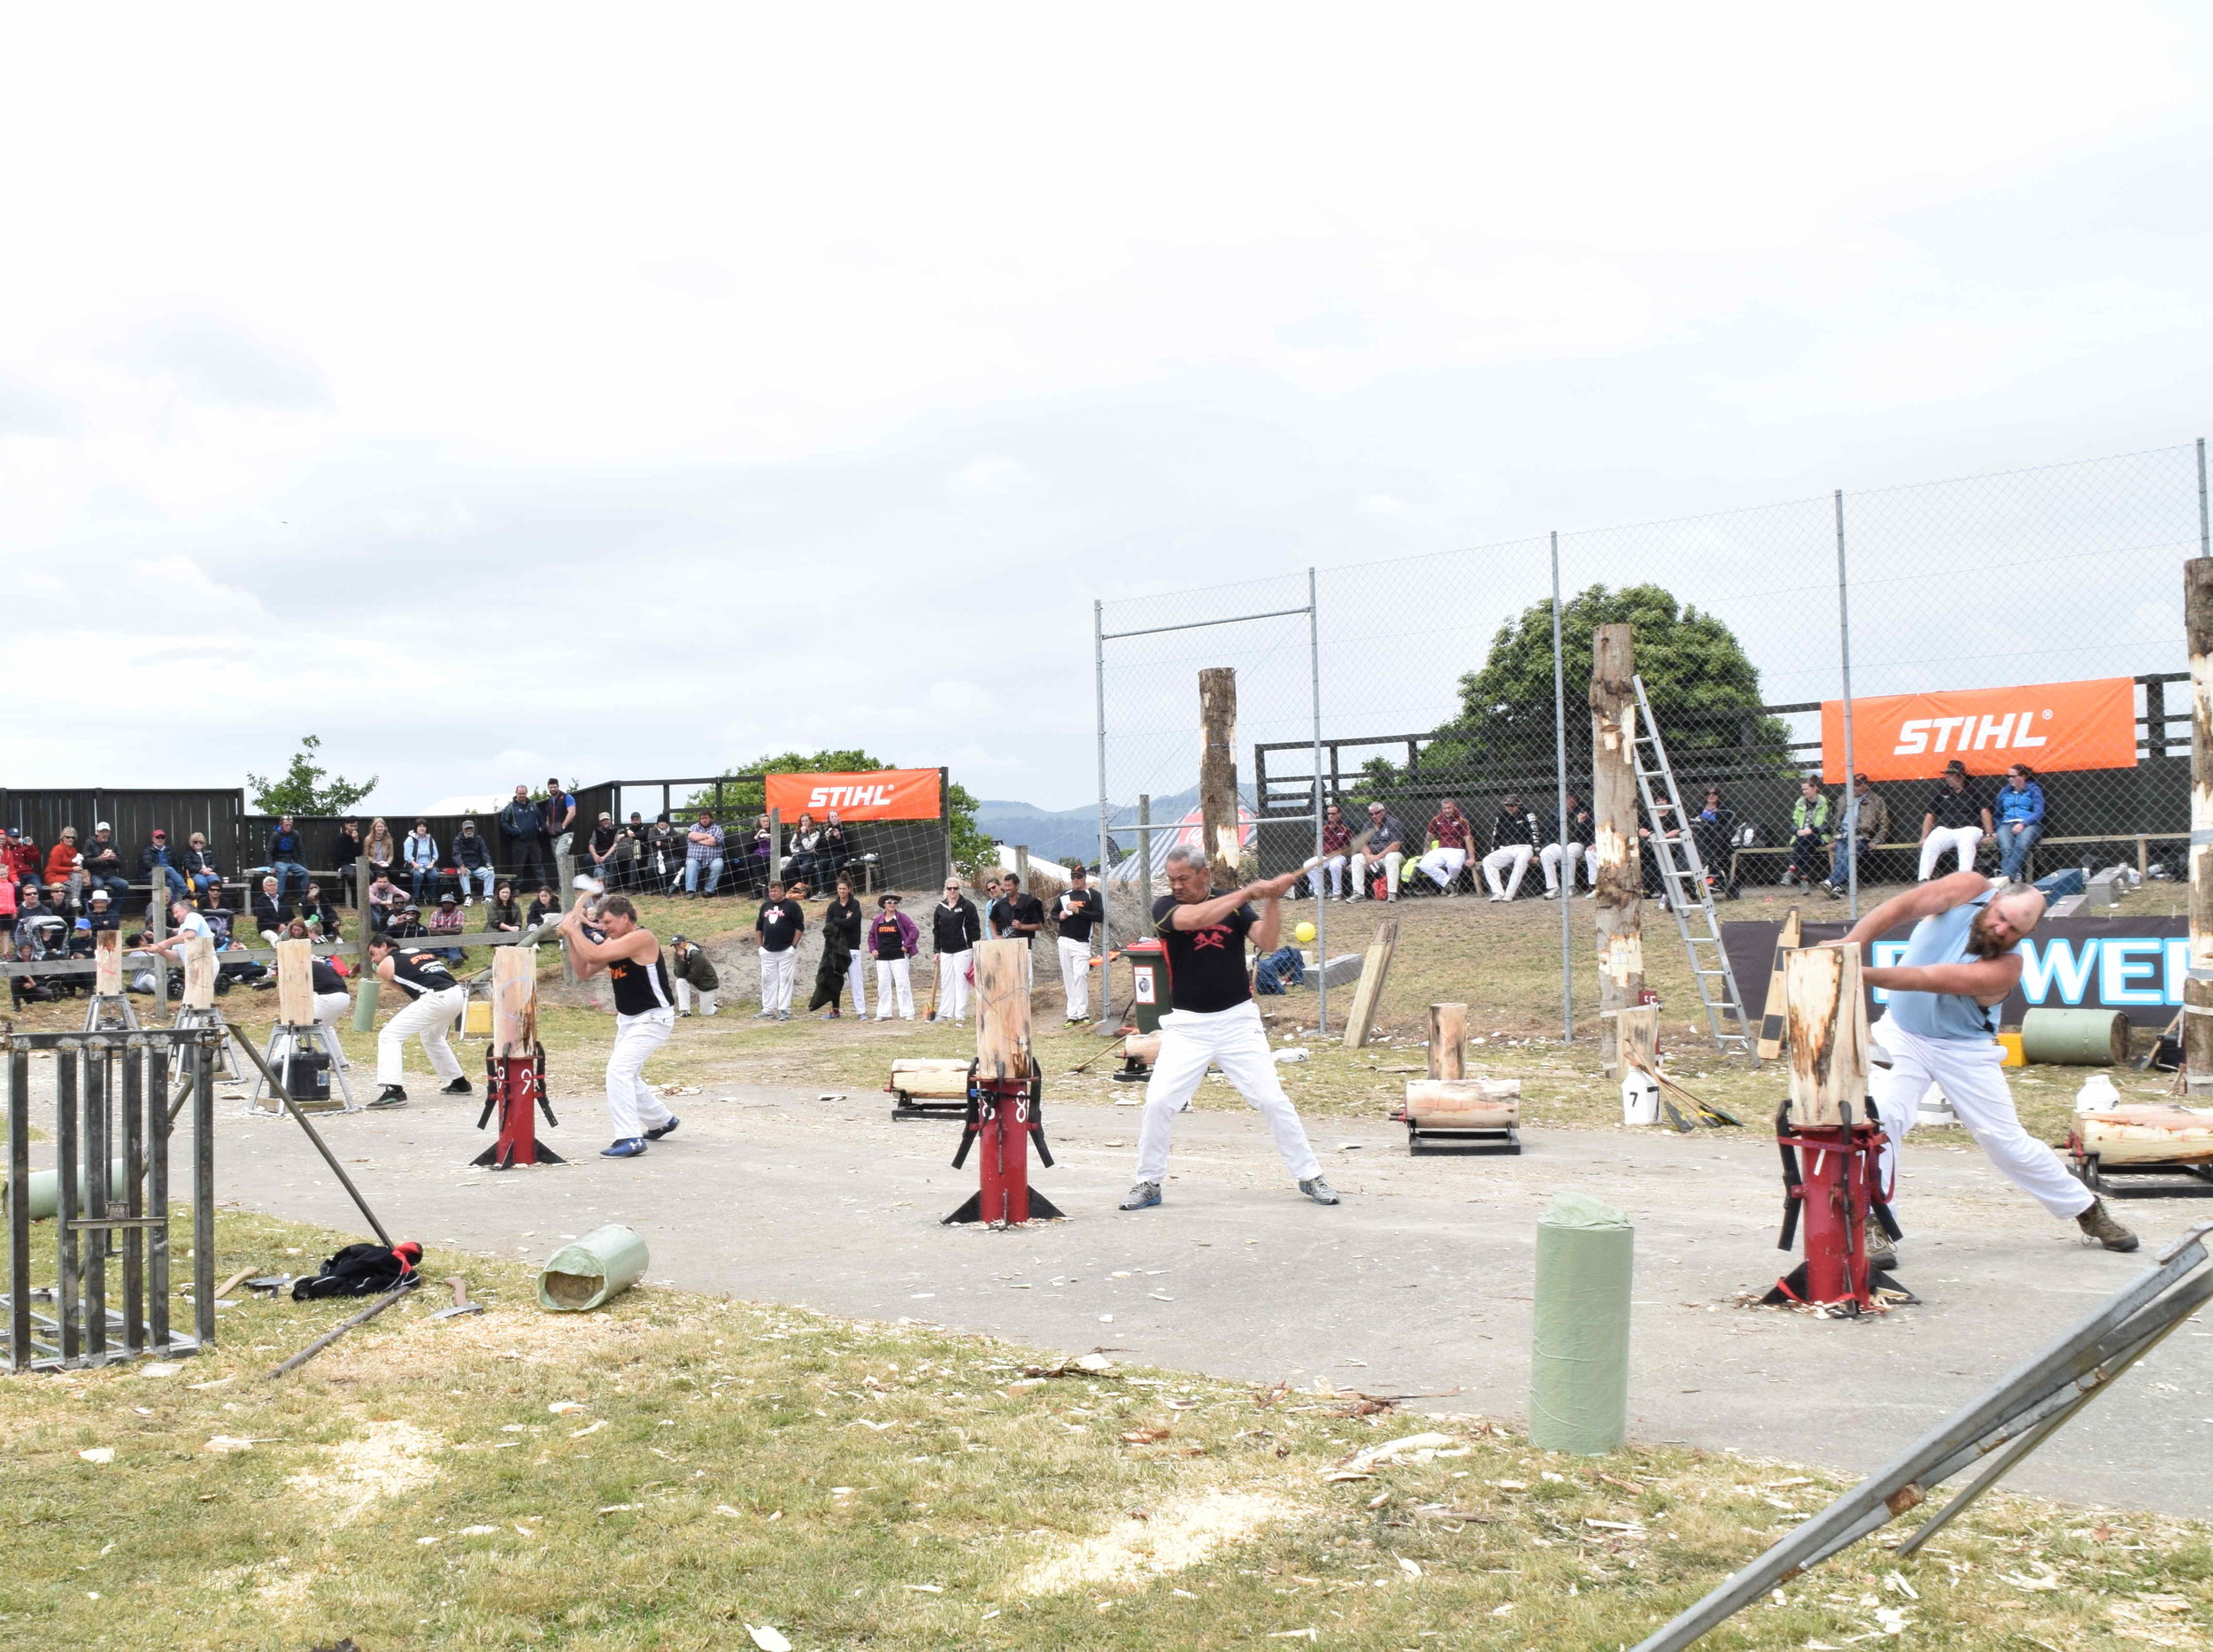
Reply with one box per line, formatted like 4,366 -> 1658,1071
1118,844 -> 1335,1213
754,880 -> 806,1021
1053,865 -> 1104,1024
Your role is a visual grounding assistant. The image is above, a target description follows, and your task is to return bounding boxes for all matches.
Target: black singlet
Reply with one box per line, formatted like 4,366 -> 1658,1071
607,947 -> 674,1015
389,952 -> 458,997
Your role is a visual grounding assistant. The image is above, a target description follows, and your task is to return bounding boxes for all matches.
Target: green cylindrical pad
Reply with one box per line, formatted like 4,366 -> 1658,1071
2018,1007 -> 2128,1066
538,1224 -> 651,1312
351,976 -> 381,1032
6,1159 -> 129,1224
1529,1191 -> 1633,1455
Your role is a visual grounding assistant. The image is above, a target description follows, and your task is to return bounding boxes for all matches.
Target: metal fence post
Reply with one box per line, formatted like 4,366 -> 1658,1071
1551,531 -> 1572,1042
1309,567 -> 1329,1036
1093,598 -> 1112,1003
1836,489 -> 1859,921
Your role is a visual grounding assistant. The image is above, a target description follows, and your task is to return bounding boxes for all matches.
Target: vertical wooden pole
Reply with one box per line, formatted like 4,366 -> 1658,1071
1137,793 -> 1153,898
1014,845 -> 1030,894
973,938 -> 1032,1086
1199,668 -> 1239,890
355,853 -> 374,977
180,934 -> 218,1010
274,938 -> 315,1026
2186,558 -> 2213,1093
1427,1003 -> 1467,1080
1590,622 -> 1643,1077
492,944 -> 537,1058
147,884 -> 168,1015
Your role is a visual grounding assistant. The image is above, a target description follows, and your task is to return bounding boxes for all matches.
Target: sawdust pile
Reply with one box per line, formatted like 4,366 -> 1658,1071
285,1417 -> 444,1523
1014,1489 -> 1295,1595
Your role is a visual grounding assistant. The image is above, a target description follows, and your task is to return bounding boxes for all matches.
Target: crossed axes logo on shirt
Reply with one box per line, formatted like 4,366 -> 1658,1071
1191,927 -> 1232,951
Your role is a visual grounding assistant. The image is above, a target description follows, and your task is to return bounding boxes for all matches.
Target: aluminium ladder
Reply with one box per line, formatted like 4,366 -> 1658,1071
1629,674 -> 1754,1057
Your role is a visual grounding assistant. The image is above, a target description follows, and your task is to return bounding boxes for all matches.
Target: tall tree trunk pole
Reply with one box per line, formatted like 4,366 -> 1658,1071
2186,558 -> 2213,1093
1590,623 -> 1644,1077
1199,668 -> 1240,890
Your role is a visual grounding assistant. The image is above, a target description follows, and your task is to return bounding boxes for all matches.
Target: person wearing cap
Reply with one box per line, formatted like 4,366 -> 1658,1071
428,891 -> 467,961
252,875 -> 296,947
1349,802 -> 1407,901
1054,865 -> 1103,1023
80,822 -> 130,904
78,887 -> 121,940
452,819 -> 495,904
1480,795 -> 1541,902
669,933 -> 721,1016
869,892 -> 921,1020
2,826 -> 40,892
385,901 -> 428,942
754,879 -> 805,1020
139,828 -> 189,907
1918,760 -> 1992,882
930,876 -> 983,1023
588,812 -> 623,889
266,815 -> 310,904
1824,775 -> 1888,898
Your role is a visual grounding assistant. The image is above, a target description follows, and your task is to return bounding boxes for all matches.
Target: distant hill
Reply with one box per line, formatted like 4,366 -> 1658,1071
976,784 -> 1256,865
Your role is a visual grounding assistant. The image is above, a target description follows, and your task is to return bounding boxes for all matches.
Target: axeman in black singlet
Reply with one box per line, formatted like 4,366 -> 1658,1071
560,893 -> 680,1157
366,934 -> 472,1108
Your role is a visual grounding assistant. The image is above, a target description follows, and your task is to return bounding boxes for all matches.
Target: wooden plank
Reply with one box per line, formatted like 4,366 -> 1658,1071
1405,1077 -> 1520,1127
1338,917 -> 1400,1049
1199,667 -> 1240,888
180,934 -> 218,1010
274,938 -> 316,1027
973,938 -> 1033,1085
2190,555 -> 2213,1093
1615,1003 -> 1660,1077
1427,1003 -> 1468,1080
93,929 -> 122,998
491,944 -> 537,1058
1755,907 -> 1802,1061
1785,943 -> 1869,1128
1590,621 -> 1642,1076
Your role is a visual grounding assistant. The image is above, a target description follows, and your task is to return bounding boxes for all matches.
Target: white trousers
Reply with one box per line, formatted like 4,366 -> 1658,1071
312,990 -> 351,1026
1136,1000 -> 1321,1185
1483,845 -> 1532,898
1304,855 -> 1345,899
874,955 -> 915,1017
1417,846 -> 1468,891
1542,842 -> 1590,892
937,949 -> 971,1021
1350,850 -> 1402,898
606,1007 -> 675,1140
760,948 -> 797,1014
1056,935 -> 1092,1018
846,953 -> 869,1016
675,979 -> 718,1016
1869,1019 -> 2092,1220
1918,826 -> 1982,881
376,985 -> 464,1085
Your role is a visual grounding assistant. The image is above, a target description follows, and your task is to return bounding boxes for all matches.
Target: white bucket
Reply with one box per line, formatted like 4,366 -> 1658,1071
2075,1073 -> 2121,1114
1620,1073 -> 1662,1126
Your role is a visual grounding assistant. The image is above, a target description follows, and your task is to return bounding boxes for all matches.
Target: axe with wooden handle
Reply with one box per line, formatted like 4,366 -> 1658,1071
428,1276 -> 484,1322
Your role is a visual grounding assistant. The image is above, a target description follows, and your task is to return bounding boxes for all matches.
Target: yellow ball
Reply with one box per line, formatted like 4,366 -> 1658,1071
1294,921 -> 1317,945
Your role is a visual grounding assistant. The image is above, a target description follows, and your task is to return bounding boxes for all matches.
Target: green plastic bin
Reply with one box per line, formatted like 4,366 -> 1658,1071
538,1224 -> 650,1312
2018,1007 -> 2128,1066
1529,1192 -> 1633,1456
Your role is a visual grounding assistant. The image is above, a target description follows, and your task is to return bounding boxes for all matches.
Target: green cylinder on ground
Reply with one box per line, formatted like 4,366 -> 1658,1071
538,1224 -> 650,1312
351,976 -> 381,1032
2019,1007 -> 2128,1066
6,1159 -> 129,1223
1529,1191 -> 1633,1456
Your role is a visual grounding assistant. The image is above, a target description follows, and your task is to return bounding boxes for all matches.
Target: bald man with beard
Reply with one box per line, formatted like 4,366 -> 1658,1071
1848,871 -> 2137,1256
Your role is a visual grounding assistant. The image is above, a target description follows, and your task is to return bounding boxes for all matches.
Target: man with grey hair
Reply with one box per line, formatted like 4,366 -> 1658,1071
1119,843 -> 1337,1212
1849,871 -> 2136,1253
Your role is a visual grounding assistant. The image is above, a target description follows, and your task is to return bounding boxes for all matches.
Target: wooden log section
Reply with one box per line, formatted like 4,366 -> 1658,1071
973,938 -> 1033,1085
1590,622 -> 1643,1076
1404,1077 -> 1521,1127
274,938 -> 316,1027
1339,917 -> 1400,1050
1785,943 -> 1869,1129
492,944 -> 537,1059
1199,667 -> 1241,890
890,1058 -> 971,1100
2188,555 -> 2213,1093
1427,1003 -> 1468,1080
180,934 -> 218,1010
1122,1031 -> 1161,1068
94,928 -> 123,998
2078,1106 -> 2213,1165
1615,1003 -> 1660,1077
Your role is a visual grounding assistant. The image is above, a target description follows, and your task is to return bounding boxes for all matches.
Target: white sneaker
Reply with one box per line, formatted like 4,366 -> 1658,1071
1542,889 -> 1559,899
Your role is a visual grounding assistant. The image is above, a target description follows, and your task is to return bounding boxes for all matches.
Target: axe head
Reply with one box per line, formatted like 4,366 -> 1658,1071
429,1275 -> 484,1321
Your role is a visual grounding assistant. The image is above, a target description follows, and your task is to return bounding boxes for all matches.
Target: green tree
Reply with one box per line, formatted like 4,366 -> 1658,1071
681,751 -> 992,869
1361,583 -> 1788,797
246,735 -> 377,816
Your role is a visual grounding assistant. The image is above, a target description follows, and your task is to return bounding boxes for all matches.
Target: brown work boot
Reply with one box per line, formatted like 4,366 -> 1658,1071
2075,1197 -> 2140,1253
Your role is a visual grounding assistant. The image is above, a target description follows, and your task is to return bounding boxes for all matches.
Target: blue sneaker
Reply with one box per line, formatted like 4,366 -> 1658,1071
601,1138 -> 649,1158
644,1116 -> 680,1141
1118,1180 -> 1162,1211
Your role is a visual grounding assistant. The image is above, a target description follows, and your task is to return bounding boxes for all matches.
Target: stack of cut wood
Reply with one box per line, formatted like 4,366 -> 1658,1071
888,1057 -> 970,1100
2077,1106 -> 2213,1165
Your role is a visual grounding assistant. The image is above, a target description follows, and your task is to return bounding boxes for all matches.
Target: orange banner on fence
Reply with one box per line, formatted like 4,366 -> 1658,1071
765,768 -> 943,822
1820,677 -> 2137,784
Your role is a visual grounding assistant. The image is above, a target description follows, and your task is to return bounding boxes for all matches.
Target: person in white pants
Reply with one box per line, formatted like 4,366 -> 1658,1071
754,879 -> 804,1021
1848,872 -> 2137,1254
929,877 -> 983,1022
365,937 -> 469,1108
868,893 -> 920,1019
561,895 -> 679,1156
1917,761 -> 1992,881
1304,804 -> 1352,899
1053,864 -> 1103,1023
1120,845 -> 1337,1211
1348,802 -> 1407,901
1539,791 -> 1593,898
1415,799 -> 1475,894
1481,795 -> 1539,900
668,934 -> 719,1016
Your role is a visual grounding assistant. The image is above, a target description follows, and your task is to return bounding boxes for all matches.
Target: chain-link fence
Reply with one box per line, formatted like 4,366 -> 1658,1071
1096,439 -> 2211,1045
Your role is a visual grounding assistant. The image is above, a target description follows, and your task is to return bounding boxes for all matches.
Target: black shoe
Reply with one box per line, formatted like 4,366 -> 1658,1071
441,1077 -> 472,1096
644,1115 -> 680,1140
370,1085 -> 409,1108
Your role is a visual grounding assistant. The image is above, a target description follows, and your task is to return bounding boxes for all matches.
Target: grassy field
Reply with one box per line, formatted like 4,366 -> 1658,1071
5,1207 -> 2208,1651
13,879 -> 2187,1146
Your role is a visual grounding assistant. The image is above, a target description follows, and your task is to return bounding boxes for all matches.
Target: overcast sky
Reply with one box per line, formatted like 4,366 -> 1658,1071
4,4 -> 2209,816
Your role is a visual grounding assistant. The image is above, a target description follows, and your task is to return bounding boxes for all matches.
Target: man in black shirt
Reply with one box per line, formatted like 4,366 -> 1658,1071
1918,760 -> 1993,882
929,876 -> 983,1023
996,875 -> 1045,948
1053,865 -> 1103,1024
754,879 -> 805,1022
1120,843 -> 1335,1212
365,933 -> 471,1108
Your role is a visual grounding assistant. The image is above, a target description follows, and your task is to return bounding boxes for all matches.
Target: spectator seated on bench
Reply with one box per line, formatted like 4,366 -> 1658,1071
1994,763 -> 2046,880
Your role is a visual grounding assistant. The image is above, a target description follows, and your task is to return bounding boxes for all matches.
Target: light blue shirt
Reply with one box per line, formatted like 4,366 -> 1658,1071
1886,889 -> 1999,1042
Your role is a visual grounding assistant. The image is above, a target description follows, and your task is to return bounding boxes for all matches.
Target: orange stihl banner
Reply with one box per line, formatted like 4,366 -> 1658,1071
1820,676 -> 2138,783
764,768 -> 943,821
